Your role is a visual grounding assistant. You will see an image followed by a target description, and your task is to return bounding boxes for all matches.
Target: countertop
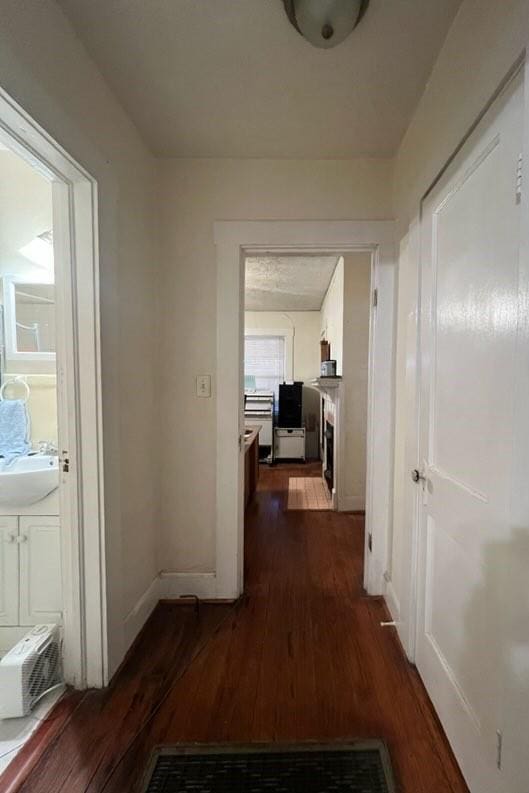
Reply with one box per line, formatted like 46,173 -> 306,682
244,425 -> 261,450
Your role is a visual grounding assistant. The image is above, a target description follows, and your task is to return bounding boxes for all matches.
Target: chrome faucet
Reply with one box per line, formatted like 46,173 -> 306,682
37,441 -> 58,455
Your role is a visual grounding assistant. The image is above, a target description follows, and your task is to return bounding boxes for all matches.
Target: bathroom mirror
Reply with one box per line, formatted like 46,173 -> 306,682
3,275 -> 56,363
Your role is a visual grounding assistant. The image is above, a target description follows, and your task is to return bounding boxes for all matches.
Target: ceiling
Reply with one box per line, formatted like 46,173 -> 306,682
0,150 -> 53,280
245,255 -> 340,311
56,0 -> 462,159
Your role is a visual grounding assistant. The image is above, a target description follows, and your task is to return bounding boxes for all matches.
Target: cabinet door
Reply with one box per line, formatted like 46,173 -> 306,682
0,516 -> 19,625
19,516 -> 62,625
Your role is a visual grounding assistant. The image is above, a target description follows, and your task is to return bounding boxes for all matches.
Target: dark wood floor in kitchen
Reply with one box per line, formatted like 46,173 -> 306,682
9,462 -> 468,793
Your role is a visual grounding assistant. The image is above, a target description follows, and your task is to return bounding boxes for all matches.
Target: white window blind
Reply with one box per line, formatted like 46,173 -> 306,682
244,335 -> 285,398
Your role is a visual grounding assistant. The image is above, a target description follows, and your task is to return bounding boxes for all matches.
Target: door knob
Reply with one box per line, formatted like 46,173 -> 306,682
411,468 -> 425,483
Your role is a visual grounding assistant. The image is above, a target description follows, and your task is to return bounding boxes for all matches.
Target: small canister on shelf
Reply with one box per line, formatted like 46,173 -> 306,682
320,360 -> 337,377
320,339 -> 331,362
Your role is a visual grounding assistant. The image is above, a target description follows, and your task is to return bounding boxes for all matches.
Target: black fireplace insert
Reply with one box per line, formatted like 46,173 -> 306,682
324,421 -> 334,493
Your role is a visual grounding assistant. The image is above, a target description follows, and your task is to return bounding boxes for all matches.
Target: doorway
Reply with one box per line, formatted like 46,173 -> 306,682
0,86 -> 105,701
214,220 -> 396,600
243,252 -> 371,518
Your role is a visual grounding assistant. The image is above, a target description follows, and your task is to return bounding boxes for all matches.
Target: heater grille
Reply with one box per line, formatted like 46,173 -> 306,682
143,744 -> 395,793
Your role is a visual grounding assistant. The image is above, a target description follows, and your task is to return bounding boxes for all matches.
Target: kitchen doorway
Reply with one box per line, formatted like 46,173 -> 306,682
243,252 -> 371,514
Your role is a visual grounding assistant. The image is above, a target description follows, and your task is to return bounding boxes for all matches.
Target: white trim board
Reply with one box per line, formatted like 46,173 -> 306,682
385,582 -> 401,624
159,572 -> 217,599
214,220 -> 397,599
123,576 -> 161,654
122,572 -> 221,651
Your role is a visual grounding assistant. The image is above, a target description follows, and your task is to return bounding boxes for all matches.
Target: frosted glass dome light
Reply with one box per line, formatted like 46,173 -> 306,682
283,0 -> 369,49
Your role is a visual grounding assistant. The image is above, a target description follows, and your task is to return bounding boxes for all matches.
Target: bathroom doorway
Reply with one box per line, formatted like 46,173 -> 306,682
0,148 -> 60,643
0,86 -> 105,712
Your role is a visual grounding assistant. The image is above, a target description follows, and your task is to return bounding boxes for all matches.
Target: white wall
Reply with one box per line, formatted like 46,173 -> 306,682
394,0 -> 529,237
244,311 -> 321,457
320,258 -> 344,375
0,0 -> 160,676
342,253 -> 370,511
319,254 -> 370,510
158,158 -> 393,573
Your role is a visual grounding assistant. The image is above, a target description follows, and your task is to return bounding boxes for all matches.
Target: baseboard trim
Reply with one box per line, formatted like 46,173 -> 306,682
385,581 -> 401,623
123,576 -> 161,653
159,572 -> 217,599
122,572 -> 221,669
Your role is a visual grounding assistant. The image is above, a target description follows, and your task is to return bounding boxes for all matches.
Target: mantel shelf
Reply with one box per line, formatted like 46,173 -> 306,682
310,377 -> 343,392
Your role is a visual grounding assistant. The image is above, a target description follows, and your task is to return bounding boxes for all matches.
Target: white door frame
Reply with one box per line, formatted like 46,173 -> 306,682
0,88 -> 106,687
385,220 -> 421,660
214,220 -> 396,599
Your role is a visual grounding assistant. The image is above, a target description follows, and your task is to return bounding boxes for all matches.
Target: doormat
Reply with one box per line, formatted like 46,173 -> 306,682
287,477 -> 332,510
141,742 -> 395,793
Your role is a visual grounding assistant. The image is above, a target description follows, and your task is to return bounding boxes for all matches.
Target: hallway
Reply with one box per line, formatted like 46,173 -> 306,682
10,464 -> 467,792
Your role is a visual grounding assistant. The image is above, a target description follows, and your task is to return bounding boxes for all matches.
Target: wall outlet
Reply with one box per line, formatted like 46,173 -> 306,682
196,374 -> 211,398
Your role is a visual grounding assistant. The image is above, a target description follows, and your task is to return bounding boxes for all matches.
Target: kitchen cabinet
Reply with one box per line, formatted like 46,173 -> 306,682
244,427 -> 260,509
0,515 -> 61,627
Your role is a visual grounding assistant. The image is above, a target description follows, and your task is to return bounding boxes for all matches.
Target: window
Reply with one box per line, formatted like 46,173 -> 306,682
244,335 -> 285,398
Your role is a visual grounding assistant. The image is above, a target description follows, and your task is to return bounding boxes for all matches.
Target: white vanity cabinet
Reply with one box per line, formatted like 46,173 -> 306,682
0,517 -> 19,625
0,515 -> 61,627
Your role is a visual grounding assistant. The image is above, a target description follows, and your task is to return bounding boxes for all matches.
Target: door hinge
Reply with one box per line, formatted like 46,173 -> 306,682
496,730 -> 503,770
516,153 -> 523,203
368,533 -> 373,552
373,288 -> 378,308
61,450 -> 70,473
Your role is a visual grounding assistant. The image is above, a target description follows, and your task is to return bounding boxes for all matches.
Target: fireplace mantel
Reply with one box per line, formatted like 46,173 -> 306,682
310,377 -> 342,393
310,378 -> 345,510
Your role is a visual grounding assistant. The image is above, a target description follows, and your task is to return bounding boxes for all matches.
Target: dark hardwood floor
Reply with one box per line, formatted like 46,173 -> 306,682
7,462 -> 468,793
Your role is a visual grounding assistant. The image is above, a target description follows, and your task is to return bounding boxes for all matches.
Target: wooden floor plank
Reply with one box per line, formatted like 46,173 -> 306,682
14,462 -> 468,793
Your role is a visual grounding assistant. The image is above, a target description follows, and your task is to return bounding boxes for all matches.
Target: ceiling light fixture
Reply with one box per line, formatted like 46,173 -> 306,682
282,0 -> 369,49
19,230 -> 54,271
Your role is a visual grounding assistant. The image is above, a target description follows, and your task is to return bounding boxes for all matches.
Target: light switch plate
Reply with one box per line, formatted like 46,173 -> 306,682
196,374 -> 211,398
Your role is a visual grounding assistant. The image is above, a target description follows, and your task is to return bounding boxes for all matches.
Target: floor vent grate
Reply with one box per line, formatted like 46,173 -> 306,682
142,742 -> 395,793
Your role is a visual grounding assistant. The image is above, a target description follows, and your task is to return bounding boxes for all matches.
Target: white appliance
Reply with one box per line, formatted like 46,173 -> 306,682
274,427 -> 306,461
244,391 -> 274,461
0,624 -> 62,718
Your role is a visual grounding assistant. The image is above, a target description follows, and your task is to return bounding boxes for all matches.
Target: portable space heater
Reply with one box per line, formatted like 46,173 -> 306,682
0,624 -> 62,718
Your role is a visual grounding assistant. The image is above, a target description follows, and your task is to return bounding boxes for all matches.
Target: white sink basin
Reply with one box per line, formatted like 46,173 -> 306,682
0,455 -> 59,507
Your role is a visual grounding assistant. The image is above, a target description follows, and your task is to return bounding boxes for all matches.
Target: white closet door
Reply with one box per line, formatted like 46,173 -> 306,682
417,72 -> 523,792
19,516 -> 62,626
0,516 -> 19,625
